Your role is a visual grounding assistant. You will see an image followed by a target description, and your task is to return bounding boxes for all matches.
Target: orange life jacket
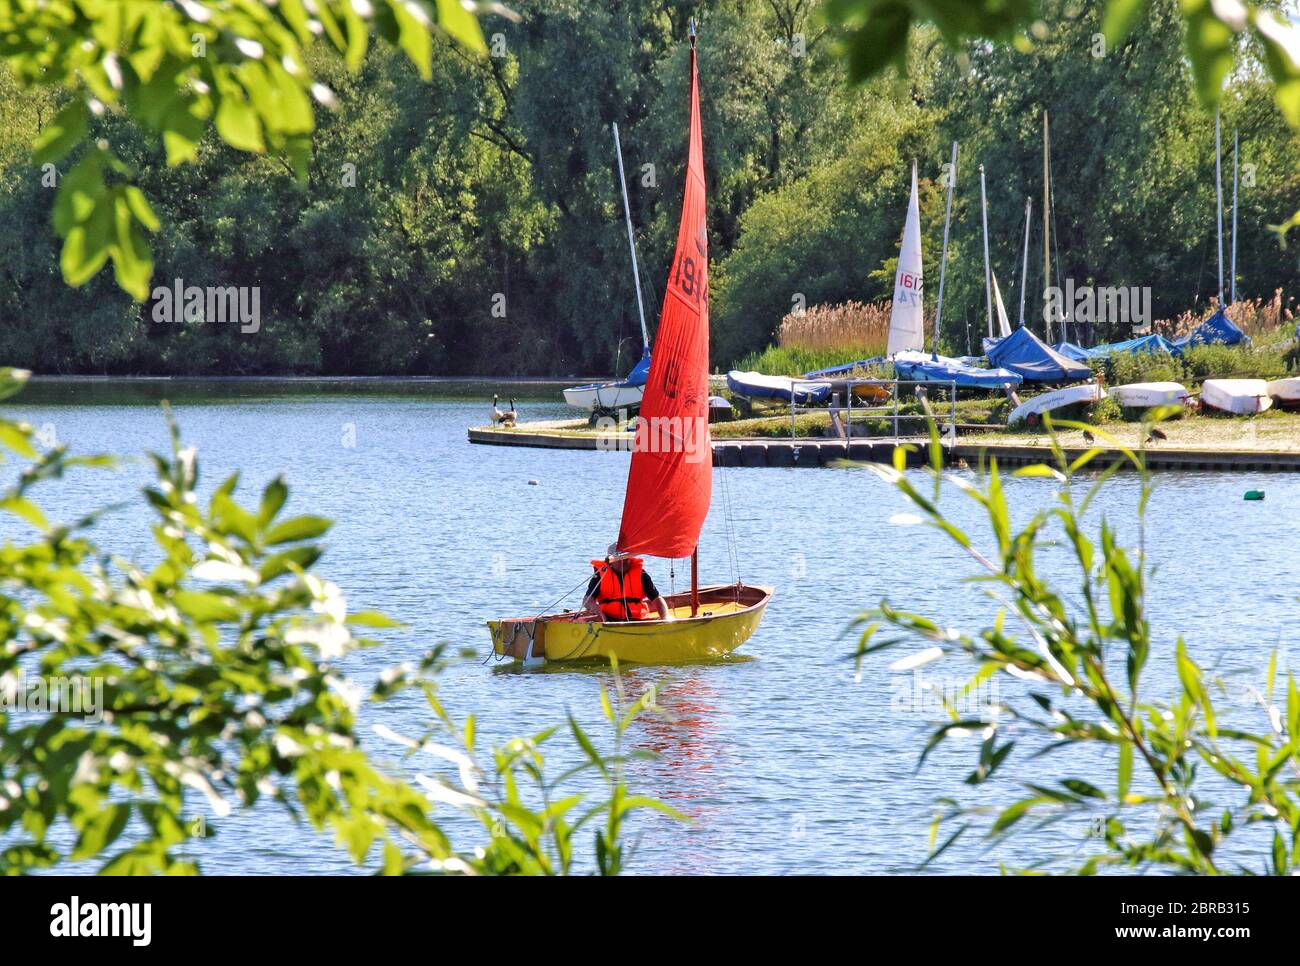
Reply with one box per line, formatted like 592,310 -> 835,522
590,558 -> 649,621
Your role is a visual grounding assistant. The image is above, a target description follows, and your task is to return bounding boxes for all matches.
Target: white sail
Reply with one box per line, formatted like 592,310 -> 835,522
992,271 -> 1012,338
887,163 -> 925,356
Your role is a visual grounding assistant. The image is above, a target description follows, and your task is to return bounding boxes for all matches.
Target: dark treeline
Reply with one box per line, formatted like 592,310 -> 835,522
0,0 -> 1297,376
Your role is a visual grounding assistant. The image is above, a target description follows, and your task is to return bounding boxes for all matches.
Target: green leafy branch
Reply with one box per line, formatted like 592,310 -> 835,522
852,411 -> 1300,874
376,655 -> 685,875
4,0 -> 496,298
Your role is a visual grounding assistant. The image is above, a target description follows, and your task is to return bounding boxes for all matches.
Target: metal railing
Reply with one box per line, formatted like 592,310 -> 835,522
787,378 -> 960,442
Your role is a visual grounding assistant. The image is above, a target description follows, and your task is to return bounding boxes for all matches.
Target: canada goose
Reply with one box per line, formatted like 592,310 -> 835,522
502,398 -> 519,427
491,394 -> 509,425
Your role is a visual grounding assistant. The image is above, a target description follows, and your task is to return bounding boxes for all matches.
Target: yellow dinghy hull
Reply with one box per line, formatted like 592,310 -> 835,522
489,584 -> 772,665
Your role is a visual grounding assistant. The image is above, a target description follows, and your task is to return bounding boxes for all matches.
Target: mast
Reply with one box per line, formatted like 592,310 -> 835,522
1215,108 -> 1225,306
689,17 -> 699,615
1042,110 -> 1053,343
617,16 -> 711,563
933,141 -> 958,355
612,122 -> 649,349
1231,126 -> 1239,306
979,164 -> 992,340
1018,197 -> 1032,328
690,547 -> 699,616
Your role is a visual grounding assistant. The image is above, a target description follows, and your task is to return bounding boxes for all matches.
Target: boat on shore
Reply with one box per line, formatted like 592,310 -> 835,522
1009,382 -> 1105,425
563,348 -> 650,411
1201,378 -> 1272,415
1266,377 -> 1300,408
563,123 -> 653,414
1109,381 -> 1190,408
823,379 -> 893,404
490,25 -> 771,666
987,327 -> 1092,384
797,166 -> 928,406
727,370 -> 831,405
892,350 -> 1022,391
1055,333 -> 1176,362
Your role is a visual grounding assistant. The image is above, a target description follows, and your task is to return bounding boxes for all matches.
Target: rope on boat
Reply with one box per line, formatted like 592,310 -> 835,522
531,573 -> 594,620
546,620 -> 600,662
481,573 -> 594,665
718,461 -> 742,600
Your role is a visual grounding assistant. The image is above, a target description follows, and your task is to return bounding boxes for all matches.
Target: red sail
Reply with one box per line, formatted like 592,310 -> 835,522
617,45 -> 711,560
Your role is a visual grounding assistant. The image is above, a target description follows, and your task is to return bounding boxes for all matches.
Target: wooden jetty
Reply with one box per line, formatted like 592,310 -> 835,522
468,424 -> 1300,472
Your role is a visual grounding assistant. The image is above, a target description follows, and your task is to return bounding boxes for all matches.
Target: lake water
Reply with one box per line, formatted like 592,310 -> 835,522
5,380 -> 1298,874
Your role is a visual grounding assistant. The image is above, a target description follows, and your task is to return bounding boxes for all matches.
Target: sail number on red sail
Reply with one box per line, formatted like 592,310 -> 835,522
672,253 -> 708,306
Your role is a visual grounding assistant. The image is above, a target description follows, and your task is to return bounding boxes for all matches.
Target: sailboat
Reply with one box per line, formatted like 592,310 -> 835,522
890,152 -> 1022,391
489,27 -> 772,665
801,163 -> 925,391
886,163 -> 925,357
563,123 -> 653,413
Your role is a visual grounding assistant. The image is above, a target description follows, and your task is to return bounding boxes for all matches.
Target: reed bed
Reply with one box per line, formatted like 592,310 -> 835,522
1155,289 -> 1296,340
776,300 -> 895,356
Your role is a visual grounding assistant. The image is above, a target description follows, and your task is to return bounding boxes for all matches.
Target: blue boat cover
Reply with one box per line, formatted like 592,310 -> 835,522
624,345 -> 652,386
1054,333 -> 1175,361
1171,309 -> 1246,354
726,370 -> 832,404
1054,341 -> 1091,362
892,351 -> 1022,390
986,327 -> 1092,382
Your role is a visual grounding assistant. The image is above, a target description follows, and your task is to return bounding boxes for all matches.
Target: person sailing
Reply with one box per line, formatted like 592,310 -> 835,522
584,544 -> 672,622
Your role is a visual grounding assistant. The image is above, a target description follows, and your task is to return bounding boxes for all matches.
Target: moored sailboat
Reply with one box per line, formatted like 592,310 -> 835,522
886,163 -> 926,358
889,148 -> 1021,390
799,162 -> 927,384
563,123 -> 653,414
490,27 -> 772,665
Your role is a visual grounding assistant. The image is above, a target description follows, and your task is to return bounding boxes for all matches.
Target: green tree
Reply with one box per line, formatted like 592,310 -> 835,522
823,0 -> 1300,234
0,0 -> 490,300
711,59 -> 938,362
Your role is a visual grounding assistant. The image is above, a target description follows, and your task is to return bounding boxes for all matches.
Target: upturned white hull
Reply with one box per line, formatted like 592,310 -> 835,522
1109,381 -> 1189,408
1009,383 -> 1105,425
1201,379 -> 1272,415
1266,377 -> 1300,406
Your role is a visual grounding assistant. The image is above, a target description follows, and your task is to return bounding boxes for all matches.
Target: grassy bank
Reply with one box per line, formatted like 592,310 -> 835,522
979,408 -> 1300,451
1089,341 -> 1295,384
729,345 -> 882,377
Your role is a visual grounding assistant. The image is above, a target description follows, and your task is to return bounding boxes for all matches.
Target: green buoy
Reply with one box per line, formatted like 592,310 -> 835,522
1244,489 -> 1265,501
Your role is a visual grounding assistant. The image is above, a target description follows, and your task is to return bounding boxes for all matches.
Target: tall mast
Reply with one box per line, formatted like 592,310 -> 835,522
932,141 -> 958,355
1018,197 -> 1032,328
1231,126 -> 1239,305
980,164 -> 993,340
689,16 -> 698,617
612,122 -> 649,348
1042,110 -> 1053,343
1215,108 -> 1225,306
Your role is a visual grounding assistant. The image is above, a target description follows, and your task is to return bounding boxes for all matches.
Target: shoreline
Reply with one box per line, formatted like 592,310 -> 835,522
468,418 -> 1300,471
25,374 -> 596,385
